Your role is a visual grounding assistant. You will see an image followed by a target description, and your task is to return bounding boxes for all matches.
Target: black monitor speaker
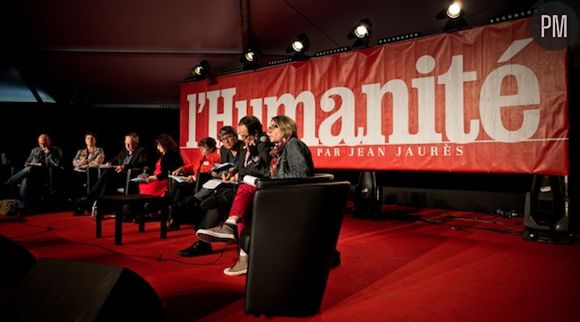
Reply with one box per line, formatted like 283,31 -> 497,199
524,175 -> 573,243
1,258 -> 163,322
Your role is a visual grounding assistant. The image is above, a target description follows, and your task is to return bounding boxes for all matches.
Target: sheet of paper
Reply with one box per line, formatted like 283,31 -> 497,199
202,178 -> 224,189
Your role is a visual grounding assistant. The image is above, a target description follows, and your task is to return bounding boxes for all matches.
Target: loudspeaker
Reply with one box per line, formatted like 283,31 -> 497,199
524,175 -> 573,243
0,235 -> 36,289
524,175 -> 569,231
2,259 -> 163,322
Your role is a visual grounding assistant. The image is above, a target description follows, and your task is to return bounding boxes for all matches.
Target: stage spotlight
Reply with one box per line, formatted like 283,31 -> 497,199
246,48 -> 262,63
348,18 -> 372,48
240,48 -> 261,70
436,1 -> 468,32
185,60 -> 210,81
286,33 -> 310,60
447,1 -> 462,18
193,60 -> 209,77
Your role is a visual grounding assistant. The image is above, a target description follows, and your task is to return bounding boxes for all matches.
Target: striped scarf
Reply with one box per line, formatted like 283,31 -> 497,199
270,135 -> 292,176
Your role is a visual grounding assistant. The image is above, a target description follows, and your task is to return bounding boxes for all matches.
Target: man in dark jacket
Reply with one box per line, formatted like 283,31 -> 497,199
5,133 -> 63,211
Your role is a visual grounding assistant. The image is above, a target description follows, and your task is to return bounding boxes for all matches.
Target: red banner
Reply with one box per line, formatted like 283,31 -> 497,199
180,18 -> 569,175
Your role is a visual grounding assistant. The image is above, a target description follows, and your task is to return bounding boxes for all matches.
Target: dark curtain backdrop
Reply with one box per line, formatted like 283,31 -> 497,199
0,104 -> 180,174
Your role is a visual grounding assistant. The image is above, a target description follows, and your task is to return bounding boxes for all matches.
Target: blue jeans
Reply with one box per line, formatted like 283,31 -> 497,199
5,167 -> 32,208
5,166 -> 53,209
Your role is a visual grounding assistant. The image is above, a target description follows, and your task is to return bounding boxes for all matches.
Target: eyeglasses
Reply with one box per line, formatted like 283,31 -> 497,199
268,124 -> 279,131
220,135 -> 236,142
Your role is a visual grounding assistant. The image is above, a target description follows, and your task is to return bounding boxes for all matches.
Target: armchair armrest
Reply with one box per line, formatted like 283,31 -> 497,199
124,167 -> 146,195
255,173 -> 335,190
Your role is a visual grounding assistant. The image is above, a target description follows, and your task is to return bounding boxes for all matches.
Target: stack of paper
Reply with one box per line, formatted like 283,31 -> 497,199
202,178 -> 224,189
169,175 -> 189,183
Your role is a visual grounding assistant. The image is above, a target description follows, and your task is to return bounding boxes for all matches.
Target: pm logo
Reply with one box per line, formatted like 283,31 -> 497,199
531,2 -> 579,50
541,15 -> 567,38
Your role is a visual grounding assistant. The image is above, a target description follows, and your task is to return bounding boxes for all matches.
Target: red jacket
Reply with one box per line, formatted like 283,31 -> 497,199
181,150 -> 221,175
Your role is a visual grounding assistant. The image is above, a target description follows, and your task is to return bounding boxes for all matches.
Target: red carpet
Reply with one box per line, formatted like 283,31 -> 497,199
1,207 -> 579,321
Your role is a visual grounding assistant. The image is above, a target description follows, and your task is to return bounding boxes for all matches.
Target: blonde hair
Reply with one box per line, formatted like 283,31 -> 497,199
271,115 -> 297,137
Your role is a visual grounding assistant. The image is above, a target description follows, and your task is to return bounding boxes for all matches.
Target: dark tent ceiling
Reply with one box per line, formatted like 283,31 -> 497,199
2,0 -> 574,106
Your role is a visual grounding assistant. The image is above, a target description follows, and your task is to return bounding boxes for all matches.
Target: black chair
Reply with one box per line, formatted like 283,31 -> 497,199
165,172 -> 214,230
69,166 -> 99,198
243,174 -> 350,316
121,167 -> 144,195
8,166 -> 64,211
88,166 -> 143,200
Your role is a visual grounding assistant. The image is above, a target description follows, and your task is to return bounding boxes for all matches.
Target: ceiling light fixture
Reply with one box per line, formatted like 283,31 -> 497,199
286,33 -> 310,60
348,18 -> 373,48
185,60 -> 210,81
436,1 -> 468,32
446,1 -> 462,18
240,48 -> 261,70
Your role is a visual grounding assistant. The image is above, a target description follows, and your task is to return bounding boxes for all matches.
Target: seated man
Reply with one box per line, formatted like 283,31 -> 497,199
4,133 -> 63,212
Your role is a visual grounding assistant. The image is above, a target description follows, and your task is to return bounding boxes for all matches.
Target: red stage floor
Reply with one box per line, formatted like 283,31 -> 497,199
1,207 -> 579,321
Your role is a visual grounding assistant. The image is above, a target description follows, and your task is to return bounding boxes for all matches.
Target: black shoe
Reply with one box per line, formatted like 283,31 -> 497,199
14,201 -> 27,216
72,198 -> 85,216
73,206 -> 85,216
121,203 -> 134,222
143,211 -> 160,222
167,220 -> 180,231
122,213 -> 135,223
177,241 -> 212,257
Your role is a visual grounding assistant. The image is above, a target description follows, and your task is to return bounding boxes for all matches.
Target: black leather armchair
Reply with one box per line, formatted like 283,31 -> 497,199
243,174 -> 350,316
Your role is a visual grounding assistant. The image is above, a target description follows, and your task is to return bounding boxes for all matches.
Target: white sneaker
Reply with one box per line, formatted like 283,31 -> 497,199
223,256 -> 248,276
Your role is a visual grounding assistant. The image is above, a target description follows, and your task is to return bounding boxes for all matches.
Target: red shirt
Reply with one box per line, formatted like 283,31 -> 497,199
181,150 -> 220,175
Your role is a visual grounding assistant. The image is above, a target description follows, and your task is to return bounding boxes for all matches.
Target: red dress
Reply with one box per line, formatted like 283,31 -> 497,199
139,159 -> 167,196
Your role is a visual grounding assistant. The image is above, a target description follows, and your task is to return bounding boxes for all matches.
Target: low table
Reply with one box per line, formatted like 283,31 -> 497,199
96,194 -> 168,245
